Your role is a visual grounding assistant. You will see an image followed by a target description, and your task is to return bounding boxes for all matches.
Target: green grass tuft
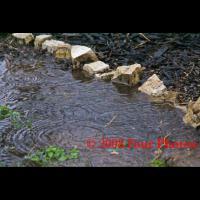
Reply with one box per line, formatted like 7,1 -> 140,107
25,146 -> 80,166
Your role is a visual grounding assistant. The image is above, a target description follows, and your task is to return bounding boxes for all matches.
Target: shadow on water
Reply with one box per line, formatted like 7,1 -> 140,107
71,70 -> 94,83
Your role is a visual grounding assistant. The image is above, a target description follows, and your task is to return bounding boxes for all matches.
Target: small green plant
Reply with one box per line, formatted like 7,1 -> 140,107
9,110 -> 33,130
150,159 -> 168,167
0,105 -> 11,120
26,119 -> 33,129
0,105 -> 32,130
10,111 -> 23,129
67,148 -> 80,159
25,146 -> 80,166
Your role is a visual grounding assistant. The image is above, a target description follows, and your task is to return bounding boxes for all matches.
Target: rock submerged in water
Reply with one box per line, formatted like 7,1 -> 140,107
12,33 -> 34,45
150,91 -> 178,105
183,97 -> 200,128
55,47 -> 71,59
83,61 -> 109,75
111,64 -> 143,86
138,74 -> 167,96
34,35 -> 52,49
71,45 -> 98,69
95,71 -> 115,81
42,40 -> 71,59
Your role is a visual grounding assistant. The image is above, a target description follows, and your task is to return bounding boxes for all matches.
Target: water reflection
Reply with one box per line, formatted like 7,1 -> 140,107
71,70 -> 93,82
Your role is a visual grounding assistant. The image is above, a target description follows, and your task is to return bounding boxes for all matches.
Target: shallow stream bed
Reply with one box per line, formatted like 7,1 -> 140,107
0,42 -> 200,167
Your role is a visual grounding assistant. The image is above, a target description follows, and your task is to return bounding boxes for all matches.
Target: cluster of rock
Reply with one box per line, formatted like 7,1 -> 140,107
95,64 -> 144,86
12,33 -> 200,128
138,73 -> 200,128
12,33 -> 144,87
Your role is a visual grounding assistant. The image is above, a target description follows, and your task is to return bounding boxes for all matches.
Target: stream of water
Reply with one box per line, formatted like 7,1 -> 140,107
0,47 -> 200,166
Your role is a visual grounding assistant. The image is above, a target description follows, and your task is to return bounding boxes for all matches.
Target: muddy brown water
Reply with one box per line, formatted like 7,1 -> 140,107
0,46 -> 200,167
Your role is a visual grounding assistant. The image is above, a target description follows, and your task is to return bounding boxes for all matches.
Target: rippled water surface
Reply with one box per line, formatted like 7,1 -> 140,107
0,46 -> 200,166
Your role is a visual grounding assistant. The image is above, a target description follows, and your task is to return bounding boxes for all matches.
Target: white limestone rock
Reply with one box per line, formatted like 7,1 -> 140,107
12,33 -> 34,44
34,34 -> 52,49
42,39 -> 71,53
138,74 -> 167,96
83,61 -> 109,75
111,64 -> 143,86
42,39 -> 71,59
71,45 -> 98,68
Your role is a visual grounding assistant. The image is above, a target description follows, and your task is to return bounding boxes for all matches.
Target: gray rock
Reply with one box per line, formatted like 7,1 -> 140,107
111,64 -> 143,86
138,74 -> 167,96
71,45 -> 98,69
83,61 -> 109,75
42,40 -> 71,59
42,40 -> 71,52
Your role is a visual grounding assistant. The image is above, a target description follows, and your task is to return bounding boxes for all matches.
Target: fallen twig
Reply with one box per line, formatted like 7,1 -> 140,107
134,41 -> 148,49
183,63 -> 195,77
104,115 -> 117,128
134,33 -> 151,49
139,33 -> 151,42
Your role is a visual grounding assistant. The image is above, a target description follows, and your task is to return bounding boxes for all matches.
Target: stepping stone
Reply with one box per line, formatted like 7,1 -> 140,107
138,74 -> 167,96
71,45 -> 98,68
34,34 -> 52,49
42,39 -> 71,59
83,61 -> 109,75
12,33 -> 34,44
111,64 -> 143,86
